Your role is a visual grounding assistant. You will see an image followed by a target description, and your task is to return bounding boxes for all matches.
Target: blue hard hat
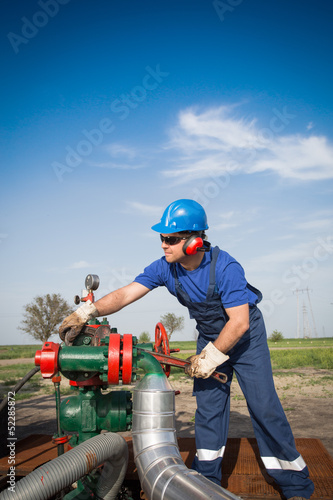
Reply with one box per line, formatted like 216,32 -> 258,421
151,199 -> 209,234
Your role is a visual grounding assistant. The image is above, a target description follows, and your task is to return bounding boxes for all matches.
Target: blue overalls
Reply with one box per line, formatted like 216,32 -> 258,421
173,247 -> 314,499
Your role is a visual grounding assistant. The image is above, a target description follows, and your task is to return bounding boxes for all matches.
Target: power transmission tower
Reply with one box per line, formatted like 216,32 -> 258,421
294,289 -> 300,338
306,288 -> 318,338
294,288 -> 318,339
302,302 -> 311,338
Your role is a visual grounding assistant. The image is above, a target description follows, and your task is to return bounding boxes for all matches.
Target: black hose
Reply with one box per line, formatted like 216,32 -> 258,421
0,366 -> 40,414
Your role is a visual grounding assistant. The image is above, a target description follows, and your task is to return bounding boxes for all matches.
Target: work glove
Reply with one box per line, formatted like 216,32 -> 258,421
59,301 -> 98,345
185,341 -> 229,379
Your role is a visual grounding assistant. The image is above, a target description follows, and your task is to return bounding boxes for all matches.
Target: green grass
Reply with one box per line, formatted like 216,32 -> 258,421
267,337 -> 333,348
0,338 -> 331,359
169,341 -> 197,351
0,341 -> 331,395
0,362 -> 42,399
270,348 -> 333,369
169,338 -> 333,350
0,345 -> 41,359
168,341 -> 333,371
0,363 -> 36,381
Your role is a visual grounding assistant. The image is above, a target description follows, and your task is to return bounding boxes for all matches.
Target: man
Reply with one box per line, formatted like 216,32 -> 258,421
59,199 -> 314,500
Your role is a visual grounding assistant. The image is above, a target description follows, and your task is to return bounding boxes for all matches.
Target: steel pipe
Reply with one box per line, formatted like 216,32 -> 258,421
133,352 -> 241,500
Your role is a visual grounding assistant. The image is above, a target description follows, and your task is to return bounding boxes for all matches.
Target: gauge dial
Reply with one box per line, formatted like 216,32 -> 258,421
85,274 -> 100,291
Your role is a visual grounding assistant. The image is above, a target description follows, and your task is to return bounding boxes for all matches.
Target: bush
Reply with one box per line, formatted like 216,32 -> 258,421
269,330 -> 284,342
138,331 -> 151,343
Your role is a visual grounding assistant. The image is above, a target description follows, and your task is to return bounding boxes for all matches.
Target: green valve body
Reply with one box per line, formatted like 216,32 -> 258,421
60,387 -> 132,444
59,345 -> 108,382
35,333 -> 161,449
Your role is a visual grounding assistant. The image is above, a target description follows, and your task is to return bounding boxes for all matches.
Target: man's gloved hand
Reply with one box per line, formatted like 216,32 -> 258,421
59,301 -> 98,345
185,341 -> 229,379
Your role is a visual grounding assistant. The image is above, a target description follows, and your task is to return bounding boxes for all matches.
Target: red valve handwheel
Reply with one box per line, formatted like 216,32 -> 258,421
154,322 -> 171,377
108,334 -> 121,385
121,334 -> 133,385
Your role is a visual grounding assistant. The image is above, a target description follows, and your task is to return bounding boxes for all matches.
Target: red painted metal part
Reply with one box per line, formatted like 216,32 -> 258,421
108,334 -> 121,384
154,323 -> 171,377
35,342 -> 60,379
52,435 -> 69,445
82,291 -> 95,303
69,375 -> 104,387
121,334 -> 133,385
138,348 -> 228,384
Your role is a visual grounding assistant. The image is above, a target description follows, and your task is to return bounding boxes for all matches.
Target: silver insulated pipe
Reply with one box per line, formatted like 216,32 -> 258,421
132,354 -> 241,500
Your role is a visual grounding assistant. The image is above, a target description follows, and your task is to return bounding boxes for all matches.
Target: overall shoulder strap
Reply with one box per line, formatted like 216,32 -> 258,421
207,246 -> 220,299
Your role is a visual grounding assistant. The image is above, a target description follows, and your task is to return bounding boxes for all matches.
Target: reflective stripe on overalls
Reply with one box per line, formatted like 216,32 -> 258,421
173,246 -> 314,499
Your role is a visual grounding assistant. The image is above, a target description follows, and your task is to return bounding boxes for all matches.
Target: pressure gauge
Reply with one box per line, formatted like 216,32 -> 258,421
85,274 -> 100,291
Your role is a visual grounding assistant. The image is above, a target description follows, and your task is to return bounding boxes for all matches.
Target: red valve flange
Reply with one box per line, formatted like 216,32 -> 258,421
121,334 -> 133,385
108,334 -> 121,385
35,342 -> 60,379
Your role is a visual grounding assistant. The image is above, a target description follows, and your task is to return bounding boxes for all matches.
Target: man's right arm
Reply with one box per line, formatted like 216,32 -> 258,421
94,282 -> 150,316
59,282 -> 150,342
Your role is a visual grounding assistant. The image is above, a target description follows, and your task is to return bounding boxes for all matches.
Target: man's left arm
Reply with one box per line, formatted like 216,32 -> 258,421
186,303 -> 249,379
213,303 -> 249,354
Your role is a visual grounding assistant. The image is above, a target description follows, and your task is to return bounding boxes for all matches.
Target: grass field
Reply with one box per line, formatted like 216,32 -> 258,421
0,337 -> 331,360
0,345 -> 42,359
0,338 -> 332,399
266,337 -> 333,348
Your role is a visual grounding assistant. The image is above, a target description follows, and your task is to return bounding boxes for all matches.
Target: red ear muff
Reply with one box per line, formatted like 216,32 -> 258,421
183,236 -> 204,255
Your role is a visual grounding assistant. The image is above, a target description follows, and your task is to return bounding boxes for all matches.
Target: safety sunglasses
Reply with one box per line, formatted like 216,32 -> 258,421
160,234 -> 188,245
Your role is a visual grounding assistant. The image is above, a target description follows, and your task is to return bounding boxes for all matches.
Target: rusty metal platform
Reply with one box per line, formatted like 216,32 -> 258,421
0,435 -> 332,499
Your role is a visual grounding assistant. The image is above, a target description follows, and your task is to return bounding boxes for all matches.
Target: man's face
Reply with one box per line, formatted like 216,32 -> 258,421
160,233 -> 188,263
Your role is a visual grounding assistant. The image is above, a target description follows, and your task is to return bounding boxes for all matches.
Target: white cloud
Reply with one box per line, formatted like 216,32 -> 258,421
87,142 -> 146,170
126,201 -> 163,216
213,222 -> 238,230
245,241 -> 317,276
163,106 -> 333,182
219,210 -> 235,220
69,260 -> 92,269
296,218 -> 333,231
105,143 -> 137,159
91,161 -> 144,170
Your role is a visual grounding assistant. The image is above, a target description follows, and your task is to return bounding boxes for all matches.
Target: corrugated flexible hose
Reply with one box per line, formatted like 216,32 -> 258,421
0,432 -> 128,500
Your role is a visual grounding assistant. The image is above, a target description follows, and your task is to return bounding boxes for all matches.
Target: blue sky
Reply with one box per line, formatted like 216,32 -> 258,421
1,0 -> 332,345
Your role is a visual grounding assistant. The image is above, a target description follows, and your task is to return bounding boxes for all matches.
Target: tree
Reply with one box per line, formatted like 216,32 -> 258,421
269,330 -> 284,342
19,294 -> 74,342
138,331 -> 151,343
160,313 -> 184,340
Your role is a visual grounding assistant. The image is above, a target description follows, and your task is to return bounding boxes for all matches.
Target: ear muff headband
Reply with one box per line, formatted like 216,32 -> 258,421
183,236 -> 204,255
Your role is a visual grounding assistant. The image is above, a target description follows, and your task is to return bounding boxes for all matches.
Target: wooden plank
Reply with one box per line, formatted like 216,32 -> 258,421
0,435 -> 62,476
0,436 -> 332,499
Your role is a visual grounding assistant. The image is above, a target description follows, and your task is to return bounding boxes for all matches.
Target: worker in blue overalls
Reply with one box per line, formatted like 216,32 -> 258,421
59,199 -> 314,500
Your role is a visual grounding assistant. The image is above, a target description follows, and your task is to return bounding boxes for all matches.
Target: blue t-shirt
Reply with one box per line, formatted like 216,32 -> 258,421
134,246 -> 259,308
